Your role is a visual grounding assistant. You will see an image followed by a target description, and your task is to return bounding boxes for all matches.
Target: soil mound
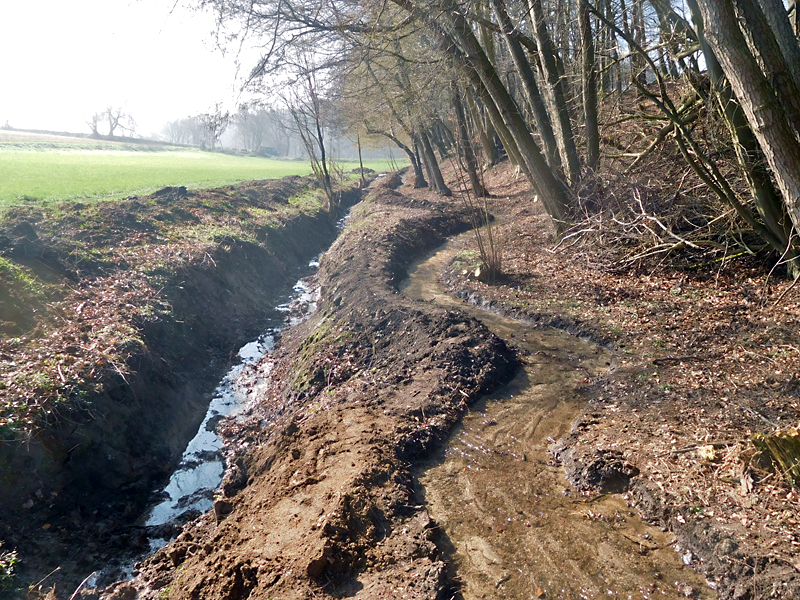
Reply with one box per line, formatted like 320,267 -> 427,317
125,173 -> 517,599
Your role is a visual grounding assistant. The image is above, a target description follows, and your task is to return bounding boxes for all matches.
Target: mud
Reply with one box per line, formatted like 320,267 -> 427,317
14,162 -> 793,599
123,172 -> 517,600
120,170 -> 720,600
404,240 -> 712,599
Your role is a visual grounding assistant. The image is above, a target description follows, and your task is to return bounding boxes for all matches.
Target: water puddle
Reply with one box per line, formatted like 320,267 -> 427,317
402,240 -> 714,599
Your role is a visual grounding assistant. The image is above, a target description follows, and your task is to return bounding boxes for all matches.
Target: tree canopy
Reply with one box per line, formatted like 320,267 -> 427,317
197,0 -> 800,272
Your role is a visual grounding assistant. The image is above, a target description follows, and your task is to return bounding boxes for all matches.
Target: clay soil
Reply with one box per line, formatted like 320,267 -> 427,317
5,157 -> 800,599
114,165 -> 800,600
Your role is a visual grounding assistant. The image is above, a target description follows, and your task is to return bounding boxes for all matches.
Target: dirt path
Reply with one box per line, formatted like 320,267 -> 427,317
102,164 -> 800,600
404,239 -> 711,599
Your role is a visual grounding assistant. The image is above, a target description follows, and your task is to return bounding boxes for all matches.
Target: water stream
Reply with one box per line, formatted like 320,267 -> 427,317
401,238 -> 714,600
144,268 -> 320,536
92,260 -> 322,587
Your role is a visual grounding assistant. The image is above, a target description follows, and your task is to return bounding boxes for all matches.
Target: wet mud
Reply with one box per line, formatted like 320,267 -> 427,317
403,240 -> 713,599
120,173 -> 719,600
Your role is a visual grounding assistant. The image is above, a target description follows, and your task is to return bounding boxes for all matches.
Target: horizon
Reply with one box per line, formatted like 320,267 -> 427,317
0,0 -> 262,138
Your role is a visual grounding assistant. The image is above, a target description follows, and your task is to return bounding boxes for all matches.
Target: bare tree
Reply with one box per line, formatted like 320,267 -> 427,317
198,103 -> 230,150
87,107 -> 136,138
284,55 -> 339,214
234,105 -> 272,152
87,112 -> 103,138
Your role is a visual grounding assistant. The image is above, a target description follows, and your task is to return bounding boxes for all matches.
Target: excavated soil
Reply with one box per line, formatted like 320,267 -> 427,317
123,165 -> 800,600
7,161 -> 800,599
0,176 -> 359,596
119,172 -> 517,600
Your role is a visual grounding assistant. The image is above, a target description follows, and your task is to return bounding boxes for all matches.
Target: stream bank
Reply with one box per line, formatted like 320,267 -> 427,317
124,172 -> 518,599
61,159 -> 800,599
0,176 -> 362,595
121,168 -> 716,600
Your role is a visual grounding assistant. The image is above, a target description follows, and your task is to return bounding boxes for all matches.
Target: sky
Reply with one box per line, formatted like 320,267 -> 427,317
0,0 -> 261,137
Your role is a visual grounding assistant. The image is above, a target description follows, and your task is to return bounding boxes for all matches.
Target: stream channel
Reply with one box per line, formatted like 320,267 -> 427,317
94,256 -> 323,587
401,234 -> 714,600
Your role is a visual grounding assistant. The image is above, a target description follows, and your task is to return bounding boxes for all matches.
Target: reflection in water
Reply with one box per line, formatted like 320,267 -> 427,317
402,241 -> 714,600
144,266 -> 319,536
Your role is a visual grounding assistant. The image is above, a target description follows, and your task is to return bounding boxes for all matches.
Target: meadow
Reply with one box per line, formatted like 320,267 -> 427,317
0,131 -> 401,207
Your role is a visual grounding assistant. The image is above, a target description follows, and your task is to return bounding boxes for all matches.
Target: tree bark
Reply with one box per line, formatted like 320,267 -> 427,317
732,0 -> 800,137
578,0 -> 600,169
756,0 -> 800,87
686,0 -> 793,253
697,0 -> 800,237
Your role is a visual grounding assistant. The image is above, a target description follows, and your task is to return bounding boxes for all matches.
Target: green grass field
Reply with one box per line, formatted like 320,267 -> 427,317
0,131 -> 402,207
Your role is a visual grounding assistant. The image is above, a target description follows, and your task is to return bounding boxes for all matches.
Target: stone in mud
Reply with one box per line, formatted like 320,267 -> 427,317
214,498 -> 234,523
307,550 -> 329,578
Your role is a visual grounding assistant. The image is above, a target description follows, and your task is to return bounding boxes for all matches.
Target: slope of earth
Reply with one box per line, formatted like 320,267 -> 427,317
438,163 -> 800,599
107,159 -> 799,600
0,175 -> 362,595
122,172 -> 518,600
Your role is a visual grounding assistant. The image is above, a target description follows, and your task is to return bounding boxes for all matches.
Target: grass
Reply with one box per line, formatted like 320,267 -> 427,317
0,133 -> 402,207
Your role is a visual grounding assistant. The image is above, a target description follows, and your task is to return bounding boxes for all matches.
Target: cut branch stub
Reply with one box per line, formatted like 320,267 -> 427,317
752,425 -> 800,486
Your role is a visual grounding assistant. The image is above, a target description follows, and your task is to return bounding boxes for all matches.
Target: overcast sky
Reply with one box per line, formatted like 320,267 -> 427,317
0,0 -> 259,137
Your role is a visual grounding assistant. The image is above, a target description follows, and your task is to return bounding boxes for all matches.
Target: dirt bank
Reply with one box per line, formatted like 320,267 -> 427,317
126,163 -> 800,600
0,176 -> 361,594
120,172 -> 517,599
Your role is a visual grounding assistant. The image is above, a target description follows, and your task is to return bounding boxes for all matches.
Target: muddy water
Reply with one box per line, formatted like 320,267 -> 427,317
402,242 -> 714,600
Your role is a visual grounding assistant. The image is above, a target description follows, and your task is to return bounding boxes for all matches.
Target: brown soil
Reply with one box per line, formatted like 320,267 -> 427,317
0,177 -> 358,595
121,165 -> 800,600
439,164 -> 800,599
5,159 -> 800,599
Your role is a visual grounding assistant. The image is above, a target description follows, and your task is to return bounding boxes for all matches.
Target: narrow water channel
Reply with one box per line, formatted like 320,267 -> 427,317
144,270 -> 320,536
401,239 -> 714,600
93,260 -> 322,587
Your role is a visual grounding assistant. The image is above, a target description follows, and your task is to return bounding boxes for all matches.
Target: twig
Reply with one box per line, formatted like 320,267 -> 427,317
650,355 -> 704,365
657,441 -> 736,457
69,572 -> 97,600
772,274 -> 800,308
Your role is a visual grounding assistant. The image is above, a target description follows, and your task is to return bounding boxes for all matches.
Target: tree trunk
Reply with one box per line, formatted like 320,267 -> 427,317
419,130 -> 452,196
686,0 -> 792,253
697,0 -> 800,238
390,0 -> 575,231
757,0 -> 800,87
447,23 -> 574,230
732,0 -> 800,138
578,0 -> 600,169
632,0 -> 648,86
411,139 -> 429,188
525,0 -> 582,184
465,92 -> 500,168
453,88 -> 489,197
490,0 -> 562,173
